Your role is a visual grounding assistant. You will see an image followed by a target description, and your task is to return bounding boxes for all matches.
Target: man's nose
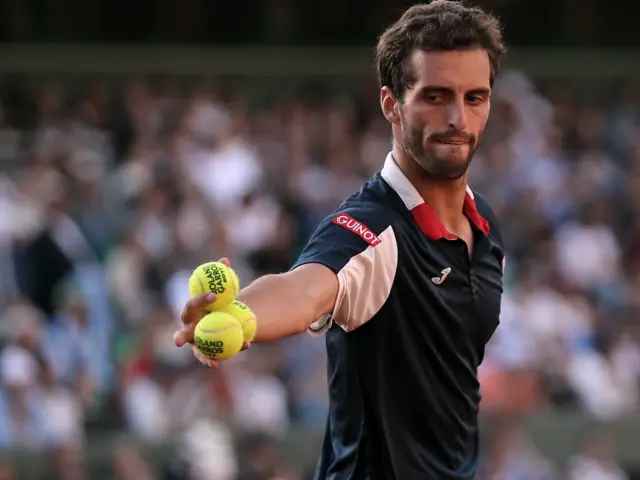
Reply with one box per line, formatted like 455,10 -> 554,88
446,100 -> 469,132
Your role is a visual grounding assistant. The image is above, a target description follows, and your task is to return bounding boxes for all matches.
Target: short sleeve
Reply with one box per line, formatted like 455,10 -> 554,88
291,205 -> 399,335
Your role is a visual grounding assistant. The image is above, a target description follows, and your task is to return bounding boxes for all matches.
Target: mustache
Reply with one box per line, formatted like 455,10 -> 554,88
431,131 -> 475,142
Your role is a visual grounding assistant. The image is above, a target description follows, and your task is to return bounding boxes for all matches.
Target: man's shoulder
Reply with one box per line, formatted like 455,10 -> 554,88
324,198 -> 398,238
326,172 -> 405,232
292,196 -> 400,275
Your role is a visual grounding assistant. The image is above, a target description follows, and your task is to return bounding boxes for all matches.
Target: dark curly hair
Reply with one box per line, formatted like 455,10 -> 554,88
376,1 -> 506,101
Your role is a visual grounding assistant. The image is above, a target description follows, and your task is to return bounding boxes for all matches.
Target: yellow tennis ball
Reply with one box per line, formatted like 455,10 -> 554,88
222,300 -> 257,343
188,261 -> 240,311
194,311 -> 244,360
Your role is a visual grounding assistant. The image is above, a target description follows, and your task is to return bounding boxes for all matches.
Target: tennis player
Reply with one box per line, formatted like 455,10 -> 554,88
176,2 -> 507,478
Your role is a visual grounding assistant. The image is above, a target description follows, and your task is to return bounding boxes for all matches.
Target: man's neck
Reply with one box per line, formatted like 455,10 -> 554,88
392,144 -> 469,232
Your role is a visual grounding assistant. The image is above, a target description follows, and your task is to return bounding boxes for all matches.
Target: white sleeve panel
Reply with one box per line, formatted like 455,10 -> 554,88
333,226 -> 398,332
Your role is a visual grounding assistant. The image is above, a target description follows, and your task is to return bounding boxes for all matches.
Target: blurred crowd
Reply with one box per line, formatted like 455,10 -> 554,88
0,70 -> 638,479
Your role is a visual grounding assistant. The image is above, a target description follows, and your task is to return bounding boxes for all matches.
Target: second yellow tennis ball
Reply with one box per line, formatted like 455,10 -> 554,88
189,261 -> 240,311
194,311 -> 244,360
222,300 -> 257,343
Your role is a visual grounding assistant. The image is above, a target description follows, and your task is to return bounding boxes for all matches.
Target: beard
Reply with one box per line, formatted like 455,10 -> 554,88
401,119 -> 479,180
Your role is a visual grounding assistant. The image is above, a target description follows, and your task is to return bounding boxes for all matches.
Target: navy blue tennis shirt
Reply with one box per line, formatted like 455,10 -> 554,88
291,153 -> 506,480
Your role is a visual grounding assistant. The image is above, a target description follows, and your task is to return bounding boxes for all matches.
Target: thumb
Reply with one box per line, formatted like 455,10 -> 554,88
173,329 -> 194,347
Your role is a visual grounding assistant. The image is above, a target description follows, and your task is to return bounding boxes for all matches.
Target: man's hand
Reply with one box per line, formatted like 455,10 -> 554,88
173,257 -> 249,368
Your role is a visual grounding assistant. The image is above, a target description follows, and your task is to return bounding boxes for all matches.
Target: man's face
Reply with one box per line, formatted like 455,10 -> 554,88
393,48 -> 492,180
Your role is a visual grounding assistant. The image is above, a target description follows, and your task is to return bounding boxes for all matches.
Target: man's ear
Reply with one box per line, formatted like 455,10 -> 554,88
380,86 -> 401,126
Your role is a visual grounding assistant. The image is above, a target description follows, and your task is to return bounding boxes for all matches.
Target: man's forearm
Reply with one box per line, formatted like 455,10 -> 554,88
237,265 -> 338,342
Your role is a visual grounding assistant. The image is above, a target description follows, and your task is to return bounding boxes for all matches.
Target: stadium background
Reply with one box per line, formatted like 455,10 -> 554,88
1,0 -> 640,478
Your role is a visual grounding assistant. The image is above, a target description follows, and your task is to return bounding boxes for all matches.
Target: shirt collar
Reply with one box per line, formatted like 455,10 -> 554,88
380,152 -> 490,240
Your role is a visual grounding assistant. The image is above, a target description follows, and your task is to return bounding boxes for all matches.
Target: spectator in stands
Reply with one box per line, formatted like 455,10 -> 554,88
567,428 -> 628,480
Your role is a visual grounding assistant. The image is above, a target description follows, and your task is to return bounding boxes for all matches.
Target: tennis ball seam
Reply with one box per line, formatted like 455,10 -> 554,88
195,311 -> 245,360
197,324 -> 242,335
196,271 -> 205,295
241,316 -> 256,327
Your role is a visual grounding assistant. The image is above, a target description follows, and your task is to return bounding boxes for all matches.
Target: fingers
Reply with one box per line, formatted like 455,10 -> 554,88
191,345 -> 218,368
179,337 -> 249,368
176,293 -> 217,347
190,344 -> 248,367
181,293 -> 217,325
219,257 -> 231,267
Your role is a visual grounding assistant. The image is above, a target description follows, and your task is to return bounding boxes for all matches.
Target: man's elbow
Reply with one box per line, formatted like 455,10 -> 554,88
290,294 -> 327,336
298,268 -> 338,335
251,264 -> 338,341
292,318 -> 311,336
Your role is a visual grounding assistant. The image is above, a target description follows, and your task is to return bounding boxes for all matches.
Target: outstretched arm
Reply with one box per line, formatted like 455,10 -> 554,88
175,206 -> 396,367
237,263 -> 338,342
174,261 -> 338,348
